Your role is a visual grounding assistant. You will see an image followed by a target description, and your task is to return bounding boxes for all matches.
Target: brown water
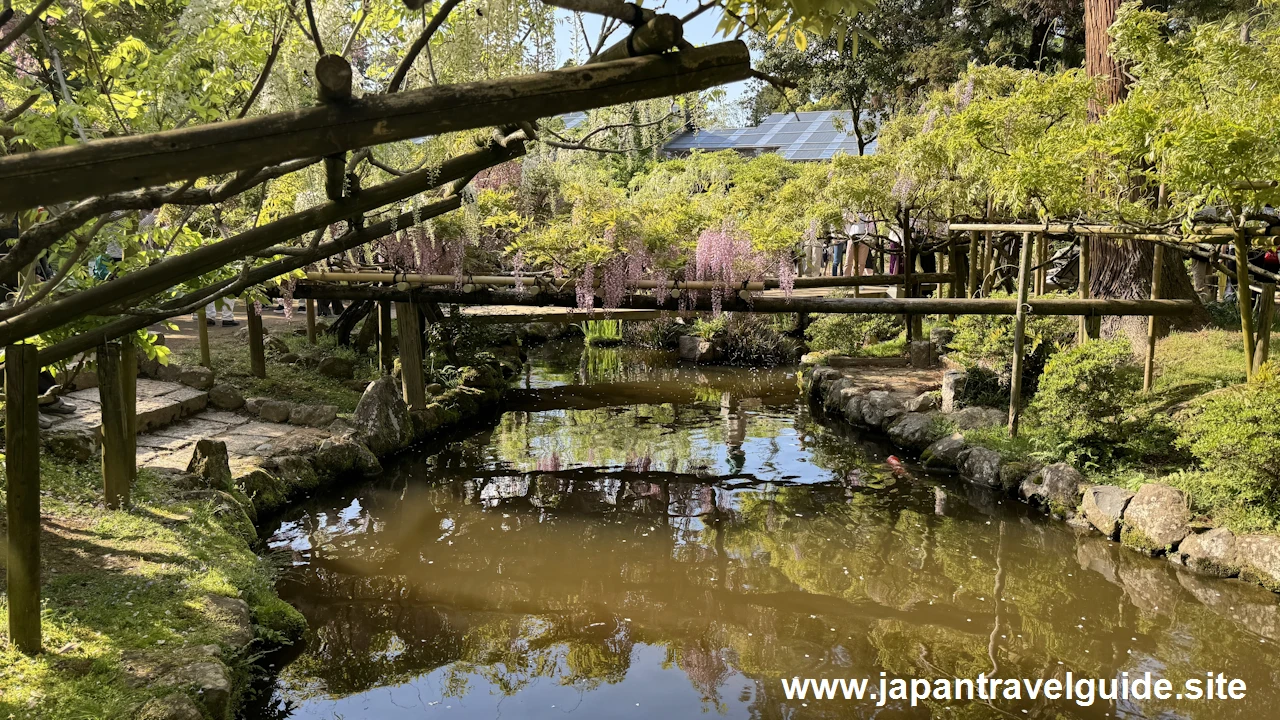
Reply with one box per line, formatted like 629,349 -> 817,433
251,343 -> 1280,720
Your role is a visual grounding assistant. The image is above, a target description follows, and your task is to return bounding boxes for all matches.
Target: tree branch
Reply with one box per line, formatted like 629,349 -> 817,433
0,0 -> 55,54
303,0 -> 325,55
387,0 -> 466,93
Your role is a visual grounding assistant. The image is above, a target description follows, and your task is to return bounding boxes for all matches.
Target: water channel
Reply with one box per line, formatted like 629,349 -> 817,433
249,342 -> 1280,719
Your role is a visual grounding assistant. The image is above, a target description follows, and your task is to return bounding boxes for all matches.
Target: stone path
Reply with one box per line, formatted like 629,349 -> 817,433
47,379 -> 209,437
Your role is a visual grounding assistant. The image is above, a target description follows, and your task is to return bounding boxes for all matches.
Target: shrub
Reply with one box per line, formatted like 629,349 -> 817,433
1175,374 -> 1280,492
579,319 -> 622,346
704,314 -> 801,366
805,313 -> 903,356
948,292 -> 1075,395
622,316 -> 683,349
1026,339 -> 1144,467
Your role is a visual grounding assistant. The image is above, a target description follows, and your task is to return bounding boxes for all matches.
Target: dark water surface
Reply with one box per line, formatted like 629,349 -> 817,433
250,343 -> 1280,719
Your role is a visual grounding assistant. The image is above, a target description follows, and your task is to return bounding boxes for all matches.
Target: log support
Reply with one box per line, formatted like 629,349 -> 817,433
197,306 -> 212,368
1235,230 -> 1256,381
967,230 -> 981,297
247,301 -> 266,378
306,299 -> 317,344
1144,244 -> 1164,393
1009,233 -> 1034,438
5,342 -> 42,655
395,301 -> 427,410
121,340 -> 137,484
378,300 -> 395,373
1257,282 -> 1275,374
97,342 -> 131,509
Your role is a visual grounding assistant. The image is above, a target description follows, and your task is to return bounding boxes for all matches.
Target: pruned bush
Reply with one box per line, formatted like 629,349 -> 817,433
948,292 -> 1075,395
622,316 -> 684,349
701,314 -> 800,366
805,313 -> 904,356
1175,372 -> 1280,495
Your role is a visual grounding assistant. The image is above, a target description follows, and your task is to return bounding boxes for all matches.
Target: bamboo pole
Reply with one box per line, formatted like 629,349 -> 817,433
1256,283 -> 1275,374
97,342 -> 131,509
5,342 -> 42,655
1009,233 -> 1034,438
395,302 -> 427,410
1235,228 -> 1256,381
247,301 -> 266,379
1144,244 -> 1165,392
301,270 -> 953,290
121,340 -> 137,484
1034,233 -> 1047,295
197,306 -> 211,368
966,230 -> 980,298
305,299 -> 317,344
980,233 -> 994,296
948,222 -> 1279,238
378,301 -> 394,373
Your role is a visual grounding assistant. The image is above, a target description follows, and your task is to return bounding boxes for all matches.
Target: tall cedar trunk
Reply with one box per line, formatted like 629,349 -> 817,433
1084,0 -> 1209,346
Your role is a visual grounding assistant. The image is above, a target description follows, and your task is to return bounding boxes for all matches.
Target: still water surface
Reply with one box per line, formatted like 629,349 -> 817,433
252,343 -> 1280,719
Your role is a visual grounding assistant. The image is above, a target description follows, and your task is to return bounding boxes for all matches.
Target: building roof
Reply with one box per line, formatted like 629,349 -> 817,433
663,111 -> 873,160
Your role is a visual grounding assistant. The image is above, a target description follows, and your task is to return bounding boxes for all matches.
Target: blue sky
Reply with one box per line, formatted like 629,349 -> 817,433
551,0 -> 755,124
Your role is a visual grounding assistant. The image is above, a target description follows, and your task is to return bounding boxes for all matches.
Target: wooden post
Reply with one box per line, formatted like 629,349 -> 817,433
1078,236 -> 1094,343
1218,268 -> 1229,302
247,301 -> 266,379
378,300 -> 395,373
121,340 -> 138,483
1256,282 -> 1275,374
395,301 -> 427,410
980,233 -> 994,296
966,230 -> 980,298
901,207 -> 919,342
305,299 -> 317,344
6,342 -> 42,655
1143,244 -> 1165,393
1008,233 -> 1034,438
196,306 -> 212,368
1235,229 -> 1256,381
97,342 -> 131,509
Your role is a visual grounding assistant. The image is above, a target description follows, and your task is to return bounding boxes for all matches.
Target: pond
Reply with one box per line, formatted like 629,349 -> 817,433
249,342 -> 1280,719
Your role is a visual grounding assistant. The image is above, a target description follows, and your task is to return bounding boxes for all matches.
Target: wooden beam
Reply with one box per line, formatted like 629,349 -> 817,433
395,302 -> 426,410
1009,233 -> 1034,438
306,299 -> 317,344
247,302 -> 266,379
97,343 -> 131,509
949,222 -> 1279,238
5,342 -> 42,655
302,270 -> 953,290
294,284 -> 1199,317
0,43 -> 751,210
1144,243 -> 1164,393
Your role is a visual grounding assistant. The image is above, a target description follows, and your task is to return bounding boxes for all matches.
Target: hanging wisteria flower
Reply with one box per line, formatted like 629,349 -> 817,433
281,280 -> 296,320
576,263 -> 596,310
512,250 -> 526,294
778,254 -> 795,300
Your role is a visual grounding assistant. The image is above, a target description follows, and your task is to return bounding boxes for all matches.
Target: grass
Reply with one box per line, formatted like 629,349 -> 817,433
1152,328 -> 1248,404
579,319 -> 623,347
170,326 -> 377,413
0,456 -> 303,719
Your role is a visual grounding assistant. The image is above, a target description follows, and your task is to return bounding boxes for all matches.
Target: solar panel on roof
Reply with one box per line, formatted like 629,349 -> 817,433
663,111 -> 873,161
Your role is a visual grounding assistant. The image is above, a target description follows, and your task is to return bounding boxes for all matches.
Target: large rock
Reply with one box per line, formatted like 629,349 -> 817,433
205,595 -> 253,650
1081,485 -> 1134,539
909,340 -> 935,368
930,326 -> 955,351
921,432 -> 967,468
957,446 -> 1002,487
1019,463 -> 1085,515
949,406 -> 1006,430
258,400 -> 293,424
313,437 -> 382,478
860,391 -> 905,428
167,661 -> 232,719
317,356 -> 355,380
177,366 -> 215,391
185,439 -> 232,492
352,376 -> 415,455
1177,527 -> 1239,577
842,396 -> 867,426
264,334 -> 290,355
904,391 -> 940,413
1236,534 -> 1280,592
1121,484 -> 1191,555
288,404 -> 338,428
886,411 -> 947,452
678,335 -> 720,363
244,397 -> 268,416
136,695 -> 204,720
273,455 -> 320,491
207,384 -> 244,411
43,427 -> 98,462
941,369 -> 967,413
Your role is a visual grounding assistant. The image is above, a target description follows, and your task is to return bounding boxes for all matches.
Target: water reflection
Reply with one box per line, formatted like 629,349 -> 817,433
255,345 -> 1280,720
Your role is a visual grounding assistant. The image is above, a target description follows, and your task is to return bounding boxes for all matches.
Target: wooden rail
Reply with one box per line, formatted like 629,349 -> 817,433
302,271 -> 954,291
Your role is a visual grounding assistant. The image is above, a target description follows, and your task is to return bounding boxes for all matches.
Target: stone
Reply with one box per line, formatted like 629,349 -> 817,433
842,396 -> 866,426
289,403 -> 339,428
1177,527 -> 1239,578
886,411 -> 947,452
1236,534 -> 1280,592
822,378 -> 853,414
43,427 -> 98,462
205,595 -> 253,650
904,391 -> 940,413
941,369 -> 967,413
136,695 -> 204,720
317,356 -> 355,379
351,376 -> 415,455
930,326 -> 956,351
264,335 -> 290,355
185,439 -> 232,492
1082,485 -> 1134,539
278,353 -> 301,364
244,397 -> 268,416
1019,463 -> 1086,515
258,400 -> 293,424
207,384 -> 244,411
921,432 -> 967,468
909,340 -> 935,368
342,379 -> 370,392
273,455 -> 319,491
800,351 -> 828,366
425,383 -> 445,396
1121,484 -> 1191,555
999,461 -> 1040,494
950,406 -> 1006,430
155,363 -> 183,383
167,661 -> 232,719
860,391 -> 905,429
177,366 -> 215,391
957,446 -> 1002,487
313,437 -> 382,478
678,334 -> 721,363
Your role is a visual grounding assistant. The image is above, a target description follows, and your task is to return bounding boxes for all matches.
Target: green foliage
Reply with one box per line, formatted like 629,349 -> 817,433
1152,329 -> 1247,401
621,316 -> 684,350
947,293 -> 1075,395
1025,339 -> 1145,467
805,313 -> 904,355
1175,373 -> 1280,495
716,315 -> 802,366
579,319 -> 622,347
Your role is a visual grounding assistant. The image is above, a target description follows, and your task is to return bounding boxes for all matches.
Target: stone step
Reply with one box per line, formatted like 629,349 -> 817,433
40,380 -> 209,461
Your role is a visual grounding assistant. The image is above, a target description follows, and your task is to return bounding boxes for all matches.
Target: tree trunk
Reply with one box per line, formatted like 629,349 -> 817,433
1084,0 -> 1127,118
